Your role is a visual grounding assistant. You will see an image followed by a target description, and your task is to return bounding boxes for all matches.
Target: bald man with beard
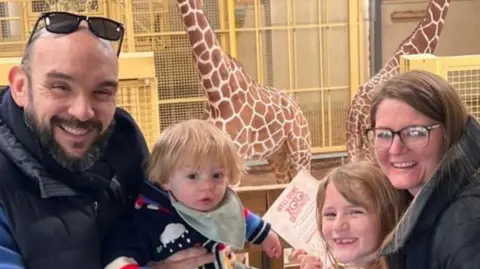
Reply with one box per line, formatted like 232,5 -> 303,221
0,12 -> 213,269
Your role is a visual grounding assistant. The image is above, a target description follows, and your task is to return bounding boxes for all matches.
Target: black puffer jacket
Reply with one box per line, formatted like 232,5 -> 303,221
381,117 -> 480,269
0,88 -> 149,269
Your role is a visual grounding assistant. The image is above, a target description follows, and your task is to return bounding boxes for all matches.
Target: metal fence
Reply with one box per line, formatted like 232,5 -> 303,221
0,0 -> 365,154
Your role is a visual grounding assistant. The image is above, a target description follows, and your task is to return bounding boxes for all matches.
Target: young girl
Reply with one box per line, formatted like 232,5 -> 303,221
293,161 -> 409,269
102,119 -> 281,269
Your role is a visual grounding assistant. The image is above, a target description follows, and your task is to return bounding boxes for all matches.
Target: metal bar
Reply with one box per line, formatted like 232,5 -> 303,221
358,0 -> 365,84
373,0 -> 382,73
226,0 -> 238,58
253,0 -> 262,82
237,23 -> 349,31
348,0 -> 360,99
254,0 -> 264,83
123,0 -> 136,53
322,0 -> 331,148
129,23 -> 349,37
317,0 -> 325,147
327,90 -> 332,146
286,0 -> 294,92
21,0 -> 29,42
218,0 -> 228,50
318,0 -> 324,89
0,16 -> 22,20
155,86 -> 350,104
321,82 -> 326,147
292,1 -> 297,91
264,0 -> 274,86
243,151 -> 348,167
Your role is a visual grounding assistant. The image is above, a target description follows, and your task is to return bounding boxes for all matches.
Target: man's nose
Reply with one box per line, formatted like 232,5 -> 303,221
68,94 -> 94,122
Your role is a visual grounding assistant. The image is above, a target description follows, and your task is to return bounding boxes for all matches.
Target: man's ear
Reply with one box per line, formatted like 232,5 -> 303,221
8,66 -> 28,108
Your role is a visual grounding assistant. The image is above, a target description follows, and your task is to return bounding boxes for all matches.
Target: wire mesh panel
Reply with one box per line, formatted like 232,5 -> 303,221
0,0 -> 363,155
117,78 -> 160,150
0,0 -> 26,57
129,0 -> 227,133
235,0 -> 351,153
0,0 -> 160,149
400,54 -> 480,122
0,0 -> 115,56
448,68 -> 480,119
129,0 -> 354,154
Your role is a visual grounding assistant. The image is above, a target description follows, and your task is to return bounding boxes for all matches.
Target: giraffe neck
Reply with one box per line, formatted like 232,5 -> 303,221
394,0 -> 449,57
366,0 -> 450,92
176,0 -> 237,102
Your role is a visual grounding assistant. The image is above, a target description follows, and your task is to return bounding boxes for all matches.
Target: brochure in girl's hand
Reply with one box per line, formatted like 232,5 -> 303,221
262,169 -> 333,267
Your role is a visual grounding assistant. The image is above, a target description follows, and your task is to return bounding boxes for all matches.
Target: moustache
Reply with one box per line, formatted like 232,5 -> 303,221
51,116 -> 103,133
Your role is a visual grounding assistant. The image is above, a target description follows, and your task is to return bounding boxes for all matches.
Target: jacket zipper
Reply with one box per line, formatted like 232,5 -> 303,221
93,201 -> 98,217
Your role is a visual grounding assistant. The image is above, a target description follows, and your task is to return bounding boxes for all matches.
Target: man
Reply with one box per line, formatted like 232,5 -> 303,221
0,12 -> 213,269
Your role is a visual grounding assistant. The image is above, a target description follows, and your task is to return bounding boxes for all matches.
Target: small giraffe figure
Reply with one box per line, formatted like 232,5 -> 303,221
175,0 -> 312,183
346,0 -> 451,162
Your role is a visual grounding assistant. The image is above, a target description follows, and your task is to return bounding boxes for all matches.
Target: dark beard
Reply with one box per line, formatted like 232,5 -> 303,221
23,108 -> 115,172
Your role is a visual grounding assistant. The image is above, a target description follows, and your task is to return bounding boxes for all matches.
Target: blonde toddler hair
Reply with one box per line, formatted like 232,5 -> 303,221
146,119 -> 244,186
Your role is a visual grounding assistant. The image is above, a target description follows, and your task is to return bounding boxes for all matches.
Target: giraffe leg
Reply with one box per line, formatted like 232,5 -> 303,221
267,146 -> 292,184
285,135 -> 312,180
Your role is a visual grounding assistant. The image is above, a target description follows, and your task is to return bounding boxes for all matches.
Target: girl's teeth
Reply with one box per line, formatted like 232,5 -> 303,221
335,238 -> 356,244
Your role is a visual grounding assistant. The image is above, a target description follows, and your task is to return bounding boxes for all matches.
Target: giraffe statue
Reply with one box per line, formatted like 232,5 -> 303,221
346,0 -> 450,162
175,0 -> 312,183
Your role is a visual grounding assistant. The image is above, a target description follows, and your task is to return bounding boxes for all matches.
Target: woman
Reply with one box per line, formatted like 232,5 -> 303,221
292,161 -> 408,269
368,70 -> 480,268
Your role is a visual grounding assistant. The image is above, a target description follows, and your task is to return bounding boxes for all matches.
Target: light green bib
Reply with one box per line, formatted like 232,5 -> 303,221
170,188 -> 246,250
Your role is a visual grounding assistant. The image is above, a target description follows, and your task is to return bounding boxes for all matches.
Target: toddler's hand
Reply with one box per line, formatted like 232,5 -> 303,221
260,230 -> 282,258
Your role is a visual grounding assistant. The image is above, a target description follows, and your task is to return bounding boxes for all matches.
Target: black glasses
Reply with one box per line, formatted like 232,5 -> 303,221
366,124 -> 441,150
27,12 -> 125,56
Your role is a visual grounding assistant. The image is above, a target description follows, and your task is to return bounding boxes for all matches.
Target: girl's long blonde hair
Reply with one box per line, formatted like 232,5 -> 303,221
316,161 -> 409,269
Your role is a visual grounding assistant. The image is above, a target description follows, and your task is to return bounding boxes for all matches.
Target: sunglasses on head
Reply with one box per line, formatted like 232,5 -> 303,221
28,11 -> 125,56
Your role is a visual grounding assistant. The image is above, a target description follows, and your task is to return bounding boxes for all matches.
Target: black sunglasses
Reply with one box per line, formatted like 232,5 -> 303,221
27,11 -> 125,56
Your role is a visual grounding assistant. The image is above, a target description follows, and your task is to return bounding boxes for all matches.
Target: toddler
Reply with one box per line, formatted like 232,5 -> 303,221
103,119 -> 282,269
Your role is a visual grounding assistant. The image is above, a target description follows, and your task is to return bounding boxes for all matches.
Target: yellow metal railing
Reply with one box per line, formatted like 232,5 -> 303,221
400,53 -> 480,119
0,0 -> 365,155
